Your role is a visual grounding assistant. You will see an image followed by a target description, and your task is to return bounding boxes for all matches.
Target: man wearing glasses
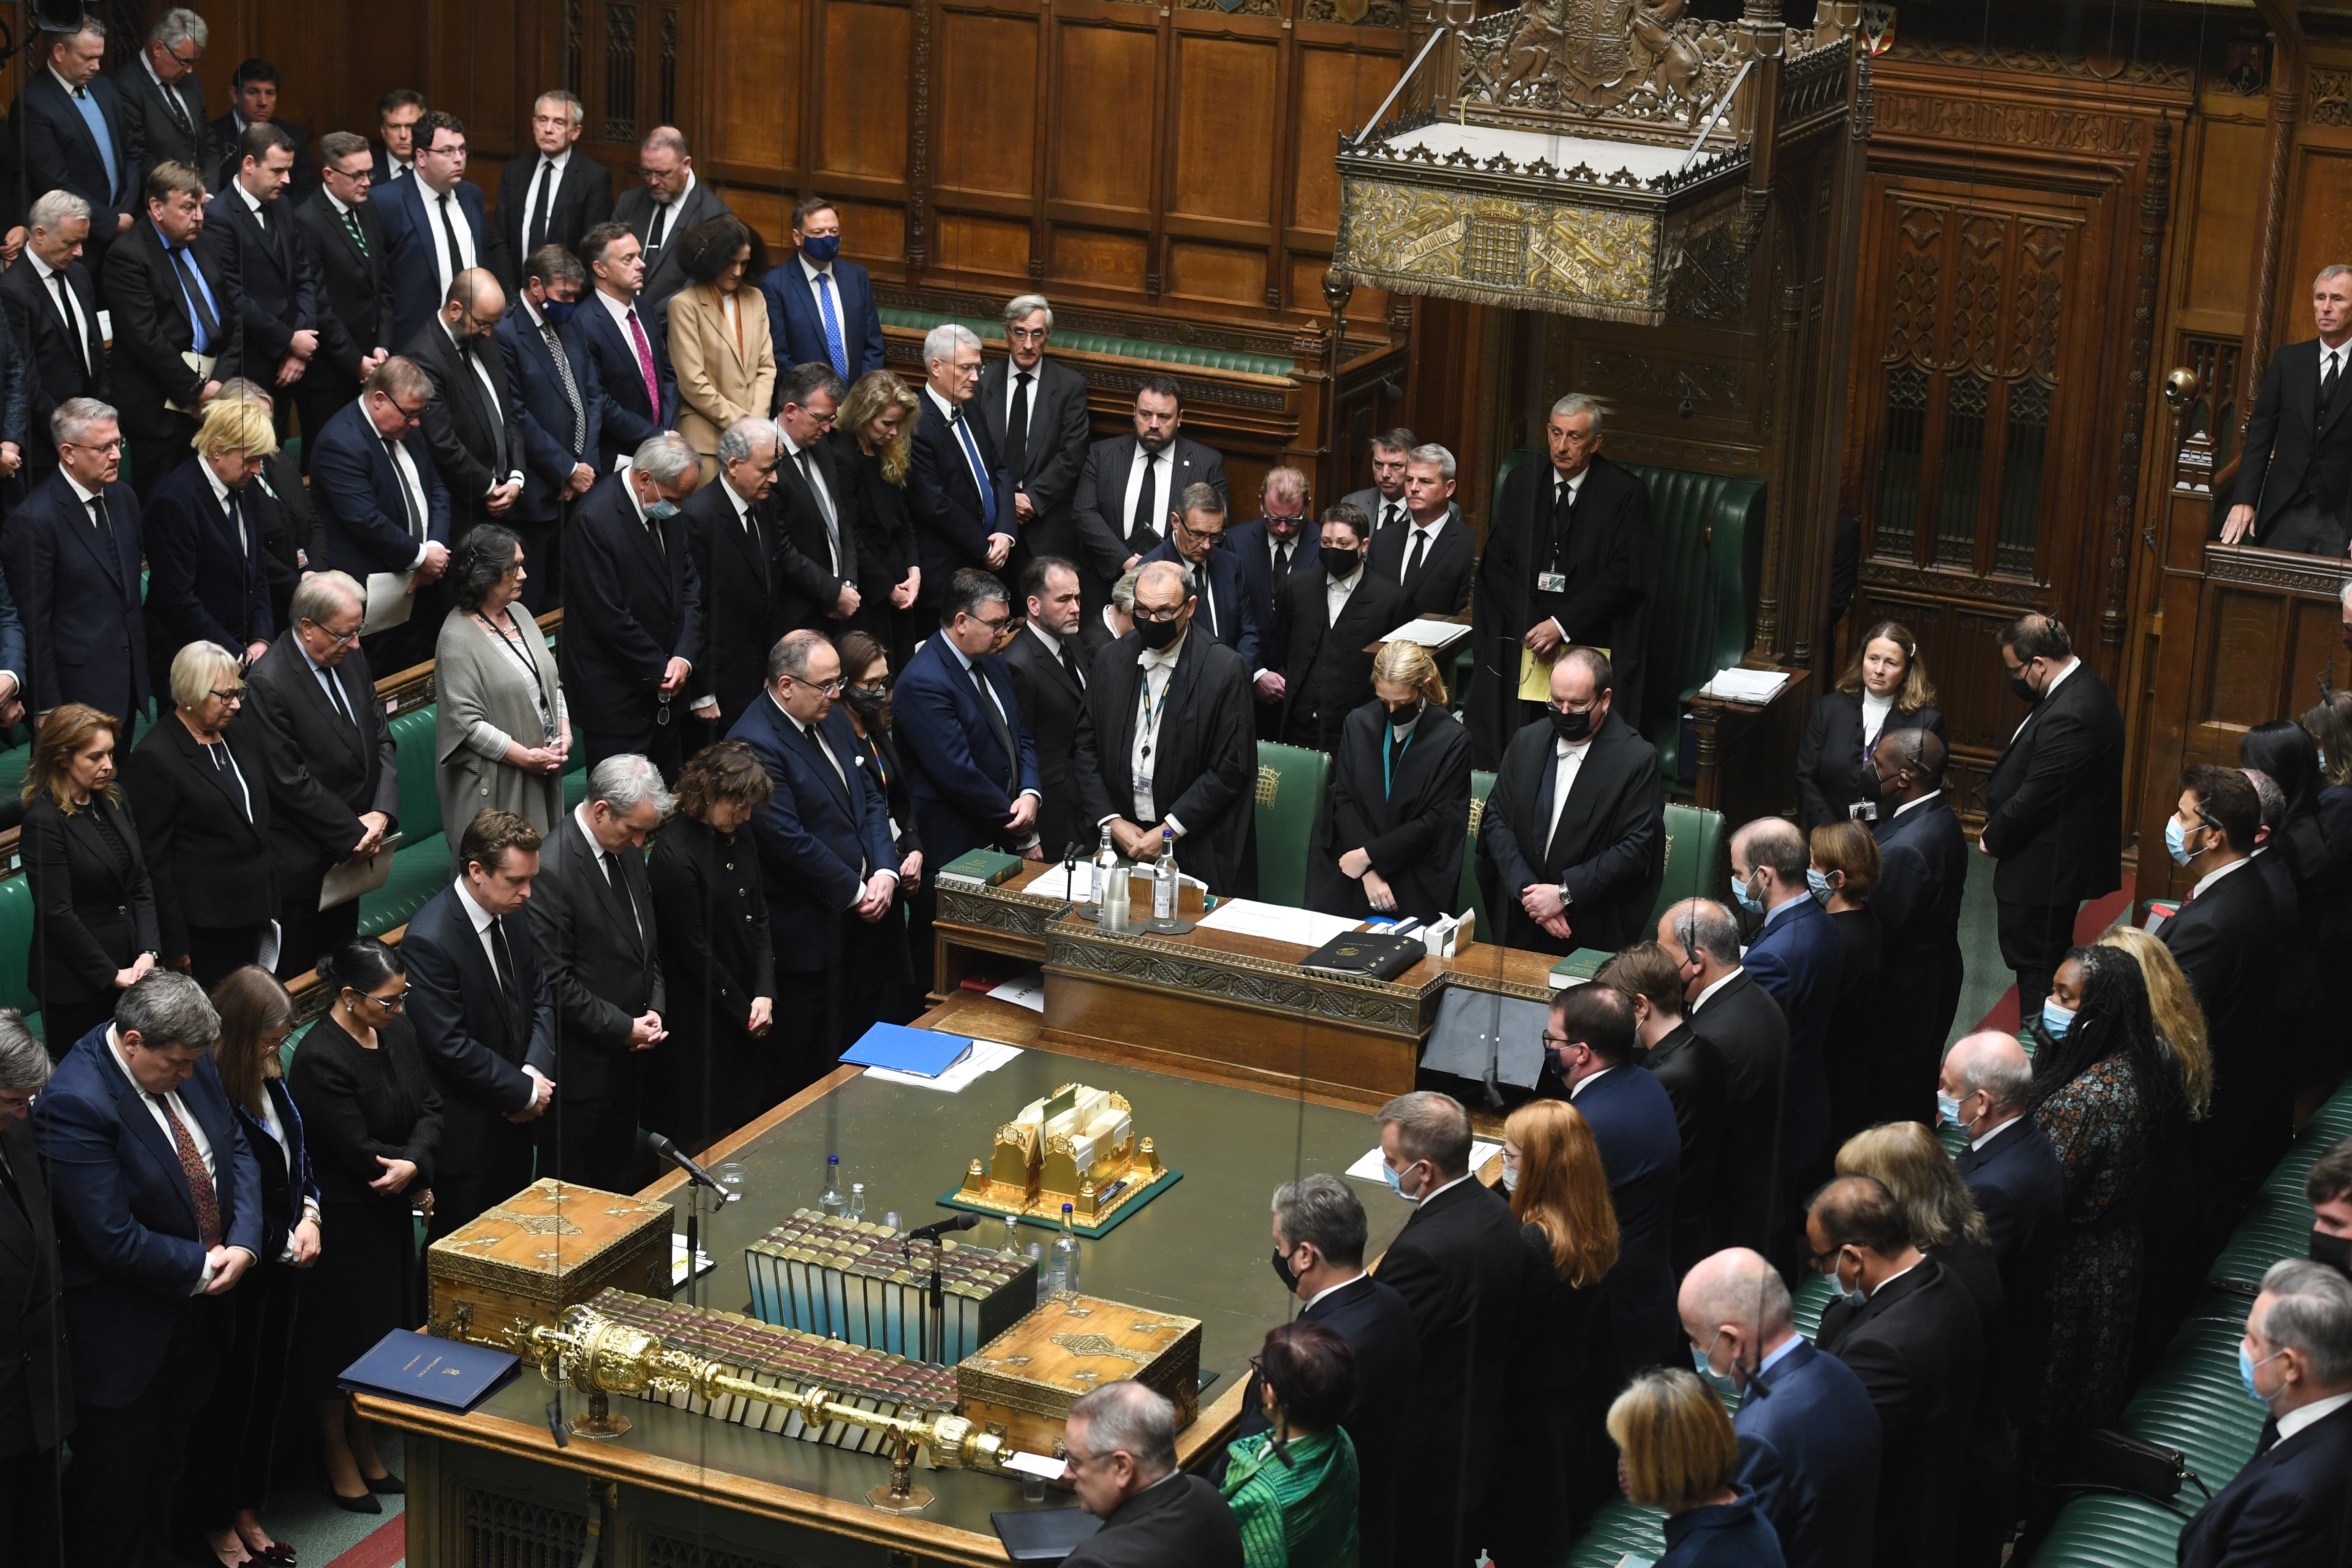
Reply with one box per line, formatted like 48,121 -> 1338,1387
1140,482 -> 1262,674
114,8 -> 215,191
771,360 -> 859,637
309,354 -> 452,675
4,397 -> 147,737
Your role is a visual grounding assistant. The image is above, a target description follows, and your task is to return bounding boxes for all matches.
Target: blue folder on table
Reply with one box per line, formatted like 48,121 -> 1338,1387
842,1022 -> 975,1078
340,1328 -> 520,1413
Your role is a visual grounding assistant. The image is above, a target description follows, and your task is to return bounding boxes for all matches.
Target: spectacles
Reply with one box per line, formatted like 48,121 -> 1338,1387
794,678 -> 845,697
1135,606 -> 1183,624
63,438 -> 124,455
305,618 -> 363,647
1805,1247 -> 1843,1274
975,614 -> 1012,634
208,686 -> 245,702
1540,1031 -> 1575,1052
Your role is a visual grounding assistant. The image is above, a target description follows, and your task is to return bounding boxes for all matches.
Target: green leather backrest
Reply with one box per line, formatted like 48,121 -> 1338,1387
1459,770 -> 1497,930
1646,801 -> 1726,933
1253,742 -> 1330,910
0,873 -> 35,1017
875,307 -> 1296,377
388,704 -> 441,843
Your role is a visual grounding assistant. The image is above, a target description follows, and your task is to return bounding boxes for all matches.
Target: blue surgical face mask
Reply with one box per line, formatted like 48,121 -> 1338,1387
1731,870 -> 1764,914
1500,1161 -> 1519,1194
539,298 -> 577,326
1936,1092 -> 1965,1128
1833,1255 -> 1868,1312
2240,1342 -> 2283,1406
1807,868 -> 1835,906
2042,998 -> 2076,1040
645,498 -> 681,523
2165,815 -> 2194,865
1383,1161 -> 1421,1203
800,233 -> 842,265
1690,1338 -> 1741,1397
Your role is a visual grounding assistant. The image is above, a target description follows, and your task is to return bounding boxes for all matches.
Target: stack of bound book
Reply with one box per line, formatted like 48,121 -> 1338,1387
745,1210 -> 1039,1365
588,1289 -> 959,1455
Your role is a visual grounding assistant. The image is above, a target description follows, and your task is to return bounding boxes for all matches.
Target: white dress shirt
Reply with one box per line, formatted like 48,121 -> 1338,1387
1000,359 -> 1039,449
1371,493 -> 1408,534
420,180 -> 477,297
798,251 -> 848,329
1303,1271 -> 1369,1312
2189,856 -> 2252,900
452,877 -> 550,1097
1326,565 -> 1362,626
2277,1389 -> 2352,1445
380,431 -> 433,571
647,172 -> 698,248
922,384 -> 993,521
234,179 -> 272,228
1970,1113 -> 2023,1153
26,250 -> 88,371
522,148 -> 571,240
252,1087 -> 321,1259
443,320 -> 526,493
106,1026 -> 256,1290
1892,788 -> 1944,819
1121,443 -> 1174,547
1123,637 -> 1186,832
1544,736 -> 1593,858
1567,1064 -> 1614,1098
1396,514 -> 1446,582
1691,969 -> 1742,1014
593,283 -> 645,348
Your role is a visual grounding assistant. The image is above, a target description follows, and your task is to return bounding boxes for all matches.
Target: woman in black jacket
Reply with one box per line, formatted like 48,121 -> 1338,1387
2241,718 -> 2336,1104
185,966 -> 317,1568
287,938 -> 441,1514
124,643 -> 277,989
21,702 -> 159,1054
1794,619 -> 1946,829
830,370 -> 924,672
1307,640 -> 1473,922
1809,820 -> 1888,1138
836,631 -> 921,1015
650,741 -> 779,1149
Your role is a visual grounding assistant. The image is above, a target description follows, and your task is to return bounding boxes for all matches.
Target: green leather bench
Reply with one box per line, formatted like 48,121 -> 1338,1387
0,874 -> 40,1038
359,704 -> 448,937
876,306 -> 1296,378
1647,802 -> 1727,933
1254,742 -> 1329,910
1459,770 -> 1497,933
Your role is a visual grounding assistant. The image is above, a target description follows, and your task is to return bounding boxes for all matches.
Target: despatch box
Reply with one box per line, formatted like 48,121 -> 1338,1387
954,1291 -> 1201,1460
425,1179 -> 671,1348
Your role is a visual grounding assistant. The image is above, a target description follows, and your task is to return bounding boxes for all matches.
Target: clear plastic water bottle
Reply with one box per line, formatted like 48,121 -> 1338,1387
1091,826 -> 1118,907
819,1154 -> 845,1219
847,1182 -> 868,1223
1152,829 -> 1177,921
1000,1212 -> 1024,1260
1028,1241 -> 1048,1301
1050,1203 -> 1081,1296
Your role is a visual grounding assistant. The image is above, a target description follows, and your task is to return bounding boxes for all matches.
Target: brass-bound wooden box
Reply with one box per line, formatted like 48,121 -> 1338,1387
425,1179 -> 671,1348
954,1291 -> 1201,1459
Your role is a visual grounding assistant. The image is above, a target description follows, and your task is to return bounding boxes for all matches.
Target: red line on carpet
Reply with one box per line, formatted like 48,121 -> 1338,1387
1970,875 -> 2136,1038
323,1514 -> 405,1568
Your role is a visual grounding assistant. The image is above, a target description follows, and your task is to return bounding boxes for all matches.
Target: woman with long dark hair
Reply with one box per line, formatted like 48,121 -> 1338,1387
22,703 -> 159,1052
434,525 -> 568,860
836,630 -> 922,1014
1793,620 -> 1946,829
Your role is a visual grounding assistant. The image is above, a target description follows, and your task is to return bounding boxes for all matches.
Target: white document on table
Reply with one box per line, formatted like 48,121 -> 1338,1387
1346,1141 -> 1503,1183
1698,666 -> 1791,703
864,1038 -> 1023,1094
1379,616 -> 1473,650
987,974 -> 1046,1013
1196,898 -> 1364,949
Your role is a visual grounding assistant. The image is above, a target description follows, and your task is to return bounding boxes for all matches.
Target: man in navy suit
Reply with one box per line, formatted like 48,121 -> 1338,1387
572,221 -> 678,474
307,356 -> 452,675
2177,1260 -> 2352,1568
906,323 -> 1013,609
728,630 -> 903,1085
372,110 -> 497,348
403,808 -> 559,1236
112,8 -> 214,191
498,245 -> 606,610
896,569 -> 1042,866
372,89 -> 424,188
1141,483 -> 1263,674
12,18 -> 138,276
760,195 -> 885,383
1941,1031 -> 2061,1440
37,973 -> 263,1568
1680,1247 -> 1882,1568
103,162 -> 245,503
1661,897 -> 1791,1259
1069,378 -> 1228,610
1867,727 -> 1968,1124
561,434 -> 705,780
1732,816 -> 1841,1199
206,60 -> 314,204
1547,982 -> 1680,1387
1227,468 -> 1318,737
205,121 -> 321,436
142,416 -> 275,703
3,398 -> 147,732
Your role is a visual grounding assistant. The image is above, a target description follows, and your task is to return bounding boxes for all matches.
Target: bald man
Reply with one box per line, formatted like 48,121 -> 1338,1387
1941,1030 -> 2061,1434
404,267 -> 527,542
1731,816 -> 1840,1192
1681,1248 -> 1880,1568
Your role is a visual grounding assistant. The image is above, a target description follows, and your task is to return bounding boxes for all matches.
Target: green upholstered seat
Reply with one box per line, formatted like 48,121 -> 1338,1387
359,835 -> 446,937
1565,1498 -> 1667,1568
564,768 -> 590,810
0,873 -> 40,1038
1647,802 -> 1726,932
874,307 -> 1296,378
1253,743 -> 1329,910
0,742 -> 29,832
2209,1192 -> 2315,1290
388,705 -> 441,843
2028,1493 -> 2188,1568
1791,1270 -> 1835,1342
355,705 -> 445,940
2113,1288 -> 2264,1484
1459,770 -> 1497,930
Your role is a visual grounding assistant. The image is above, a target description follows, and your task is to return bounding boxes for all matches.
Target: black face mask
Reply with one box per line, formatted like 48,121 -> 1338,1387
844,685 -> 887,721
1385,701 -> 1422,728
1136,616 -> 1182,651
1323,548 -> 1361,580
1854,765 -> 1884,804
2007,672 -> 2039,705
2314,1228 -> 2352,1276
1270,1245 -> 1303,1292
1551,705 -> 1595,744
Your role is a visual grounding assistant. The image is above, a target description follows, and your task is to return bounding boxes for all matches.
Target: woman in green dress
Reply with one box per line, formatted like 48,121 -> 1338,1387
1220,1319 -> 1361,1568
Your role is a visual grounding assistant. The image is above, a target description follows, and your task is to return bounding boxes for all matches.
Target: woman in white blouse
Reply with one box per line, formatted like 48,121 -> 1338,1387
433,526 -> 569,864
1793,619 -> 1947,829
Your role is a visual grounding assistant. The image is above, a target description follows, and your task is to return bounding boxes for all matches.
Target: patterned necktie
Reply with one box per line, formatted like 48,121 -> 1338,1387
625,307 -> 660,417
339,203 -> 368,259
153,1093 -> 223,1248
163,80 -> 192,137
814,270 -> 849,380
540,320 -> 585,455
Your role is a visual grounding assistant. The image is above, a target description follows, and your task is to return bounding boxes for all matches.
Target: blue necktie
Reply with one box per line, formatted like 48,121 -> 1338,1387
952,410 -> 996,529
70,87 -> 120,203
814,271 -> 849,381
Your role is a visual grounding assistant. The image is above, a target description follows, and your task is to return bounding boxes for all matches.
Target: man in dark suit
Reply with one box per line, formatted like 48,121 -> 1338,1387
498,244 -> 605,610
1366,442 -> 1475,618
1226,467 -> 1318,654
243,572 -> 399,978
1547,983 -> 1680,1386
1061,1383 -> 1244,1568
906,323 -> 1012,608
1867,727 -> 1968,1124
1661,897 -> 1791,1259
294,132 -> 397,476
1372,1089 -> 1528,1568
728,631 -> 902,1084
680,416 -> 784,735
372,110 -> 495,349
307,357 -> 452,675
896,568 -> 1042,868
1733,815 -> 1842,1196
0,1018 -> 68,1563
13,17 -> 138,278
979,294 -> 1091,575
403,268 -> 526,549
492,90 -> 614,293
1142,483 -> 1264,676
1808,1176 -> 1984,1568
1341,426 -> 1416,534
2220,265 -> 2352,556
2160,765 -> 2285,1226
103,162 -> 244,502
561,434 -> 705,780
206,60 -> 314,204
2,190 -> 110,489
37,973 -> 262,1568
205,122 -> 320,435
573,220 -> 678,474
1477,645 -> 1664,955
1004,556 -> 1092,858
528,755 -> 668,1193
5,397 -> 145,735
404,808 -> 558,1236
1258,501 -> 1399,751
2177,1259 -> 2352,1568
1680,1247 -> 1882,1568
1235,1174 -> 1418,1568
1073,559 -> 1258,894
372,89 -> 424,188
1941,1030 -> 2062,1439
1070,377 -> 1227,610
611,126 -> 730,323
1980,613 -> 2125,1018
770,360 -> 859,637
1603,942 -> 1729,1274
141,411 -> 275,700
113,9 -> 213,191
1469,394 -> 1657,768
760,195 -> 885,383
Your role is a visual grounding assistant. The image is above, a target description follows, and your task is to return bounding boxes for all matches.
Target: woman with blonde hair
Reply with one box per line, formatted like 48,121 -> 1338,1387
830,368 -> 923,667
1809,820 -> 1885,1138
146,391 -> 281,675
665,216 -> 776,482
1501,1097 -> 1620,1552
22,703 -> 158,1052
2096,925 -> 2211,1119
1794,619 -> 1946,828
1606,1369 -> 1785,1567
1306,638 -> 1473,921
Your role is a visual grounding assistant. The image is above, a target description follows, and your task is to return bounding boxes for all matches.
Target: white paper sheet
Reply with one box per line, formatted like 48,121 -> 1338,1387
1196,898 -> 1365,949
1005,1451 -> 1068,1480
1698,666 -> 1791,703
670,1235 -> 714,1287
987,974 -> 1046,1013
1346,1140 -> 1502,1183
1379,617 -> 1473,650
863,1038 -> 1023,1094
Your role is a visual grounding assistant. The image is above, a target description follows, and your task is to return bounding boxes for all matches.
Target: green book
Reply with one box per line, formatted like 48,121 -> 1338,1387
937,848 -> 1025,888
1547,948 -> 1614,989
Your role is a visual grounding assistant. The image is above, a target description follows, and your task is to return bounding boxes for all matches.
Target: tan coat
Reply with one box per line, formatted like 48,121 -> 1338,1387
669,282 -> 778,480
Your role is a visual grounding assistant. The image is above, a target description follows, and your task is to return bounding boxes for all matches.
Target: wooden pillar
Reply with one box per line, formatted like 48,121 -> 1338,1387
2235,3 -> 2303,441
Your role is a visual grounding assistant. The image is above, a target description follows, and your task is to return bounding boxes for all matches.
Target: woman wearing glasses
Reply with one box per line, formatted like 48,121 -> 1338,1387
124,643 -> 277,988
433,525 -> 569,863
288,937 -> 442,1513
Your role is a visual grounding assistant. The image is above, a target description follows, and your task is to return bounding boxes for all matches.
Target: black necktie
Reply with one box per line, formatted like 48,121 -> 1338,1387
163,80 -> 192,137
489,916 -> 525,1044
528,159 -> 556,252
1128,452 -> 1159,550
1274,540 -> 1290,578
1404,529 -> 1428,583
87,493 -> 116,560
322,667 -> 357,729
602,851 -> 645,945
1381,501 -> 1402,533
646,199 -> 671,254
972,668 -> 1017,792
436,191 -> 466,280
1004,371 -> 1032,483
538,319 -> 586,455
381,438 -> 423,540
1060,640 -> 1085,691
51,270 -> 86,373
2326,351 -> 2342,416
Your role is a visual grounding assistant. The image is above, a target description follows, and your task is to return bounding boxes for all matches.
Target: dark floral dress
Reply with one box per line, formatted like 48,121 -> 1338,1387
2033,1052 -> 2150,1443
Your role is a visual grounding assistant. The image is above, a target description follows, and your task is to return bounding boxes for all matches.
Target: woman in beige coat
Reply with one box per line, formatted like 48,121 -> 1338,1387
434,525 -> 569,865
668,216 -> 778,482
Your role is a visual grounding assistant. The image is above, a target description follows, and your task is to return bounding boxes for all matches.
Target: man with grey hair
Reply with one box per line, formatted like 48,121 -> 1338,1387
908,321 -> 1013,600
563,431 -> 704,779
611,125 -> 730,318
7,395 -> 147,730
494,90 -> 615,288
1372,1088 -> 1527,1568
39,971 -> 263,1568
2223,264 -> 2352,556
2176,1258 -> 2352,1566
115,9 -> 214,191
0,1008 -> 66,1557
1369,440 -> 1473,617
309,351 -> 451,674
1469,388 -> 1656,768
980,293 -> 1092,577
1659,896 -> 1788,1256
1071,375 -> 1227,612
1341,425 -> 1416,534
1142,481 -> 1262,670
527,753 -> 671,1190
2,186 -> 106,489
772,359 -> 859,638
681,415 -> 788,732
1061,1381 -> 1241,1567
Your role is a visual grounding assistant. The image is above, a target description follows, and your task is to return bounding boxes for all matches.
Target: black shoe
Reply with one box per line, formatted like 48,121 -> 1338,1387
363,1472 -> 405,1496
327,1489 -> 382,1515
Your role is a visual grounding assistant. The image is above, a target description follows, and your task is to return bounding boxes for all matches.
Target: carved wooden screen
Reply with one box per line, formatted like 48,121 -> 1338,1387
571,0 -> 691,158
